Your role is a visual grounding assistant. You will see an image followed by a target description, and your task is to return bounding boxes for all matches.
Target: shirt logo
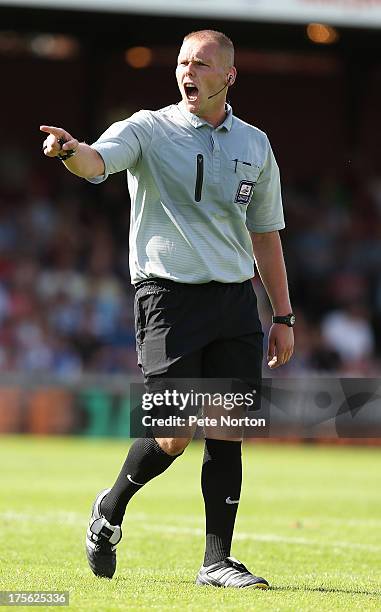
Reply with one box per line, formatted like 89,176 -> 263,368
235,180 -> 255,204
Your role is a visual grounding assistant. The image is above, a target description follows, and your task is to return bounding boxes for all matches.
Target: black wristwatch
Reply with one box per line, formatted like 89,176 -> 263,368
272,313 -> 296,327
57,137 -> 77,161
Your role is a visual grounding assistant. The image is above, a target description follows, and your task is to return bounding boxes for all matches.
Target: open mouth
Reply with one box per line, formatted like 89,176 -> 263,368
184,83 -> 199,102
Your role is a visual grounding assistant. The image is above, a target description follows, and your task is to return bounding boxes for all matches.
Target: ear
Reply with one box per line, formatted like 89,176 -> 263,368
226,67 -> 237,86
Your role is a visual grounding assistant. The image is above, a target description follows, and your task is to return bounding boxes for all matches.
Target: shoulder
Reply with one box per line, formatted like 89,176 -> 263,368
135,105 -> 178,121
231,115 -> 269,145
231,115 -> 273,165
125,109 -> 155,126
100,106 -> 183,145
102,110 -> 155,135
124,106 -> 179,132
144,105 -> 182,129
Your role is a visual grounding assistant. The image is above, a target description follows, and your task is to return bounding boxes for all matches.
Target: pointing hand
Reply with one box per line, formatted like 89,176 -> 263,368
40,125 -> 78,158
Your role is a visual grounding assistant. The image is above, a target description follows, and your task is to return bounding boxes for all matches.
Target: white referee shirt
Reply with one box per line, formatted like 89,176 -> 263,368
89,103 -> 285,284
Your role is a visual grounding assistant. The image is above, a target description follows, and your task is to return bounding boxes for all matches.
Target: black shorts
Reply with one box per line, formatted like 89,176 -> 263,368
134,278 -> 263,387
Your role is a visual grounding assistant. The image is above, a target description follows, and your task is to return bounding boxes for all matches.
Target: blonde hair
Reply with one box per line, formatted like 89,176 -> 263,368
183,30 -> 234,67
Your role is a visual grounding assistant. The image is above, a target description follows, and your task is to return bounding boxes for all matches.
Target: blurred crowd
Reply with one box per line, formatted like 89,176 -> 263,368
0,152 -> 380,378
276,168 -> 381,376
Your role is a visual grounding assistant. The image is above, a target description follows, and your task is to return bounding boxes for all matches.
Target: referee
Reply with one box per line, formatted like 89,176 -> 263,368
41,30 -> 294,589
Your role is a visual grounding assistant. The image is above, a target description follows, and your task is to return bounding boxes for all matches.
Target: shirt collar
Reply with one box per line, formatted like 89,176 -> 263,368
177,102 -> 233,132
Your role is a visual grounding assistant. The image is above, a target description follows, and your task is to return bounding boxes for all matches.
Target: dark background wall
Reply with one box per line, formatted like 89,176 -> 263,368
1,6 -> 380,181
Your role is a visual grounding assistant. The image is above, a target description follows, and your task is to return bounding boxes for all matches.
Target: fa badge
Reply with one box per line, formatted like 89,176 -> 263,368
235,180 -> 255,204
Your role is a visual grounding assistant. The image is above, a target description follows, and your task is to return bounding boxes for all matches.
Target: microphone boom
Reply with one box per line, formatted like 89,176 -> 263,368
208,83 -> 229,100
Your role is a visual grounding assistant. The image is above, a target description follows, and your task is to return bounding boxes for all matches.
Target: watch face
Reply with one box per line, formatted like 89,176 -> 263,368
289,314 -> 296,326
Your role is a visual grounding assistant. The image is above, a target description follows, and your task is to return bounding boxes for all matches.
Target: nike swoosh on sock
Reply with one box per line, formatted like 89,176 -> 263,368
127,474 -> 144,486
225,496 -> 240,504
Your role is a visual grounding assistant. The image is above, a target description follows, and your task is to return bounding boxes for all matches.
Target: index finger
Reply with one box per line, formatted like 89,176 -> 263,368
40,125 -> 65,137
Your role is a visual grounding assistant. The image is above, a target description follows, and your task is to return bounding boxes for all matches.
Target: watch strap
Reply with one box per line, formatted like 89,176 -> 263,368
272,313 -> 296,327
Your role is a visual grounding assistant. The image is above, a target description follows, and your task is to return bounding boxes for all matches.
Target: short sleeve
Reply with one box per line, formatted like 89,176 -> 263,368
245,137 -> 285,233
87,110 -> 154,184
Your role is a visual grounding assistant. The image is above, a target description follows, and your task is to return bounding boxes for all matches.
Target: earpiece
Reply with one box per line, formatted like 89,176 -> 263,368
227,74 -> 234,85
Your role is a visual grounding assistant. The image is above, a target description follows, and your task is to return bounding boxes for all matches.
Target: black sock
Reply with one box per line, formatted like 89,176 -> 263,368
201,439 -> 242,566
101,438 -> 181,525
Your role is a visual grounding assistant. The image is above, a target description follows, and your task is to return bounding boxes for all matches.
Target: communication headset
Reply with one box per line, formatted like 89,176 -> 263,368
208,73 -> 234,99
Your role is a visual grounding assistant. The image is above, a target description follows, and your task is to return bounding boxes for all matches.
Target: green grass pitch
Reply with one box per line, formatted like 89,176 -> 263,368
0,436 -> 380,611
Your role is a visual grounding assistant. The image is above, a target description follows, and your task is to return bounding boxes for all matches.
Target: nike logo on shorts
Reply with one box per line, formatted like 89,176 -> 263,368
225,496 -> 240,505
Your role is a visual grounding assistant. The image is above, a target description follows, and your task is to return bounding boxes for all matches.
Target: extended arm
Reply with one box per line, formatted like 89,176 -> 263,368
251,230 -> 294,368
40,125 -> 104,179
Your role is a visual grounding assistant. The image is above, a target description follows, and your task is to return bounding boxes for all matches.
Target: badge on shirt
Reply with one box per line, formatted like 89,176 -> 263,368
234,180 -> 255,204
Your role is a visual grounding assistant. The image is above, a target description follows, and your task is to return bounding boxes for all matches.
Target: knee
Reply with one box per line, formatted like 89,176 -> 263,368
156,437 -> 191,456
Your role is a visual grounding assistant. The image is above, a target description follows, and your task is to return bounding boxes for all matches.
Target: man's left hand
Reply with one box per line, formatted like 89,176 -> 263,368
267,324 -> 294,369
